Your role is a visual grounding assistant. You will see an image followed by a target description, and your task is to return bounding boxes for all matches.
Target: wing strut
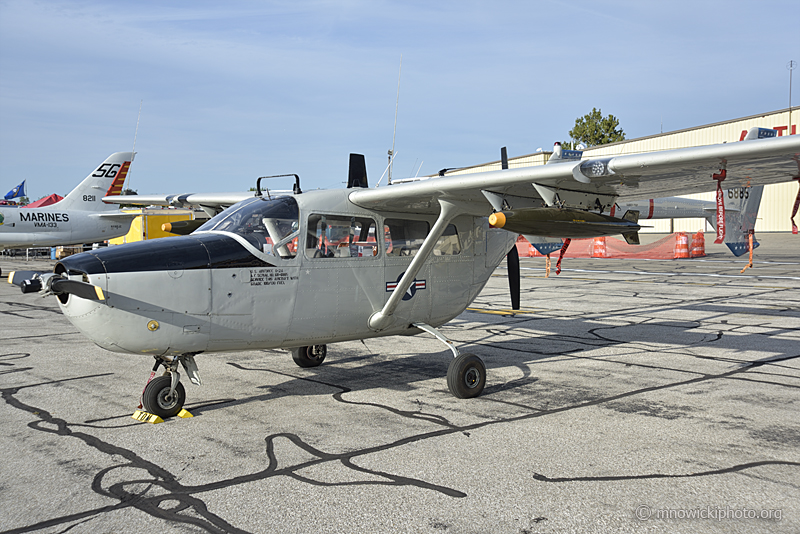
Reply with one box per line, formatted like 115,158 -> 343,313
369,199 -> 464,331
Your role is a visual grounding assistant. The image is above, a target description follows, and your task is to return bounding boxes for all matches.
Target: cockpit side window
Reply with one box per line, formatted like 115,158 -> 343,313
305,214 -> 378,259
434,224 -> 461,256
384,219 -> 429,256
196,196 -> 300,259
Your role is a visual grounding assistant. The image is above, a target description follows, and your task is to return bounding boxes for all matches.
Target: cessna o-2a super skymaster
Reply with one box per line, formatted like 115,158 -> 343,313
9,129 -> 800,418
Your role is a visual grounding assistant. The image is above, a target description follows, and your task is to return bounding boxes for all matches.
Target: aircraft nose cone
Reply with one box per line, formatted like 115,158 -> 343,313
58,234 -> 273,277
85,236 -> 211,274
56,249 -> 105,276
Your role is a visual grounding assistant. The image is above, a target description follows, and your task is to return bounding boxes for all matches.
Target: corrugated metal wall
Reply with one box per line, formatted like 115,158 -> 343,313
445,109 -> 799,232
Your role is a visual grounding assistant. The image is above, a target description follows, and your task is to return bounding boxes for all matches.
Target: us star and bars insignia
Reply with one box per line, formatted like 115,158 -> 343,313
386,273 -> 427,301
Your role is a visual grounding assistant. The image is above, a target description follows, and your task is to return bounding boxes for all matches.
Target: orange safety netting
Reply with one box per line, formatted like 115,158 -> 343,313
515,231 -> 706,260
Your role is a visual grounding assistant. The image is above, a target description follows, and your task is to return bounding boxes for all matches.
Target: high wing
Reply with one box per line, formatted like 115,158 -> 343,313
348,135 -> 800,215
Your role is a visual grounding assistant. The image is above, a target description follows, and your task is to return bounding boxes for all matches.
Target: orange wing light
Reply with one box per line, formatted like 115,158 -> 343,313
488,212 -> 506,228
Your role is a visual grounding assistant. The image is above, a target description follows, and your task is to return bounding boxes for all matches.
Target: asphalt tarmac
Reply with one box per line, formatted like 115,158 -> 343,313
1,234 -> 798,534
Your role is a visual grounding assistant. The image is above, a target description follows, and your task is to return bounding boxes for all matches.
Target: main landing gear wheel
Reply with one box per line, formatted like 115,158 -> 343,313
291,345 -> 327,368
142,375 -> 186,418
447,353 -> 486,399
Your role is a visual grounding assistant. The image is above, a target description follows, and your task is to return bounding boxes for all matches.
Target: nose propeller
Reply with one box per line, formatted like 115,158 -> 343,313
500,146 -> 521,311
8,271 -> 104,301
507,245 -> 520,310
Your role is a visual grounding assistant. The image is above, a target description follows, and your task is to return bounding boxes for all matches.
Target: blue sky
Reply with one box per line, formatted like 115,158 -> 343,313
1,0 -> 798,199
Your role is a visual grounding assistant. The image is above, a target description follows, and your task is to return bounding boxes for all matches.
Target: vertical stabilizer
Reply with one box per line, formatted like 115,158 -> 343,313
55,152 -> 134,212
716,185 -> 764,256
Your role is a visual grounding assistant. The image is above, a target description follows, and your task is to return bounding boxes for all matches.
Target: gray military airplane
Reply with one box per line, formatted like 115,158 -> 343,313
9,131 -> 800,418
0,152 -> 136,251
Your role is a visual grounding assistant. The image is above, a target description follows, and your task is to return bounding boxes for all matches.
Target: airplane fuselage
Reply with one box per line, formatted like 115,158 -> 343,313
0,206 -> 133,249
54,189 -> 515,356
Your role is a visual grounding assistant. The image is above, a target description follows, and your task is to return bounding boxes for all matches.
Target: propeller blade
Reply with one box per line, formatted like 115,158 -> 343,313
507,245 -> 520,310
51,279 -> 105,301
7,270 -> 43,287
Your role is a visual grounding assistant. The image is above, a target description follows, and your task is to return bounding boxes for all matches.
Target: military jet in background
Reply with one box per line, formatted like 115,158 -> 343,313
0,152 -> 136,251
9,130 -> 800,419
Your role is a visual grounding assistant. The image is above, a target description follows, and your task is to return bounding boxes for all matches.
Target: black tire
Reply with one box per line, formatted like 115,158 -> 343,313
291,345 -> 327,368
142,375 -> 186,418
447,353 -> 486,399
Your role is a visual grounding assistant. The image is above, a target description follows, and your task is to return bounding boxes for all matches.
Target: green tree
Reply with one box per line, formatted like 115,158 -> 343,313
568,108 -> 625,147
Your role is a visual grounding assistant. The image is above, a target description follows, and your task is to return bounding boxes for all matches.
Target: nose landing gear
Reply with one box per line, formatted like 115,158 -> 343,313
142,375 -> 186,418
139,353 -> 201,419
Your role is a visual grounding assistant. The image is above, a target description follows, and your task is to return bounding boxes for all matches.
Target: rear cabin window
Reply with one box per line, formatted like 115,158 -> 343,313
384,219 -> 461,256
306,214 -> 378,259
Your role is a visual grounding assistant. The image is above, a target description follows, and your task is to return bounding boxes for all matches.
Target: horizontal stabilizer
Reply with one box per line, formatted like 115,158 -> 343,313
742,127 -> 777,141
523,236 -> 564,255
726,239 -> 760,257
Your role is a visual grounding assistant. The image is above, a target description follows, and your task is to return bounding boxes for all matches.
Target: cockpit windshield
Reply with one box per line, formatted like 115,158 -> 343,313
196,196 -> 300,259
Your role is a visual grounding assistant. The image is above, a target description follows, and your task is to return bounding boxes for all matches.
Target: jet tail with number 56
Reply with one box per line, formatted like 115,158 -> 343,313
0,152 -> 137,250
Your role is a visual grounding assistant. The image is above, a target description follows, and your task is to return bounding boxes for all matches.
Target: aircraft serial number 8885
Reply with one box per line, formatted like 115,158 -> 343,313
10,130 -> 800,418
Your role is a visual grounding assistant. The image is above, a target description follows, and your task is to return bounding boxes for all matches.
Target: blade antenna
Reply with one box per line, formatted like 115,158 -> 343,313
388,54 -> 402,186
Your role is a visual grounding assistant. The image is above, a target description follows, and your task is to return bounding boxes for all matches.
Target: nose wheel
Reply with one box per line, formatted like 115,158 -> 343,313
138,354 -> 200,419
142,375 -> 186,418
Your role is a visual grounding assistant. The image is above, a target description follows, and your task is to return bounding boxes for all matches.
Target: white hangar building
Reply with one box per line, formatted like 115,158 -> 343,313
440,108 -> 798,233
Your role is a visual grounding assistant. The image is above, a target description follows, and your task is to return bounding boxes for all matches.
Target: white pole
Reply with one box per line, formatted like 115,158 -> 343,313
389,55 -> 402,185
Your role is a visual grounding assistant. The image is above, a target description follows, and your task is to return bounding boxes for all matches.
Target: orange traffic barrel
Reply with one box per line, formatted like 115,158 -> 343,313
674,232 -> 690,259
690,231 -> 706,257
592,236 -> 607,258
